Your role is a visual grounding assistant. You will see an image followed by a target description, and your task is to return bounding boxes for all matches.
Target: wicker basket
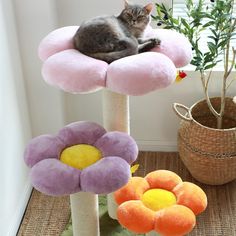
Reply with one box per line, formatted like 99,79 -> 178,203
173,97 -> 236,185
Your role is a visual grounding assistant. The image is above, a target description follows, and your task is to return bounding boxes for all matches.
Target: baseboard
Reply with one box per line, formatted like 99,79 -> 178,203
137,140 -> 178,152
6,179 -> 32,236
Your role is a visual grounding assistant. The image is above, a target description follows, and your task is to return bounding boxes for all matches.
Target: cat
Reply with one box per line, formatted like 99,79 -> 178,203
73,1 -> 160,63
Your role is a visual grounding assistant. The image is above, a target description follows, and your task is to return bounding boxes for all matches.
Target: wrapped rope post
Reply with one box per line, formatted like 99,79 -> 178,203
103,89 -> 130,219
103,89 -> 130,133
70,192 -> 99,236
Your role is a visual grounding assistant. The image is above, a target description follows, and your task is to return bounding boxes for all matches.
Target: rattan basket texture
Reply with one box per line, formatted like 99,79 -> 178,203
174,97 -> 236,185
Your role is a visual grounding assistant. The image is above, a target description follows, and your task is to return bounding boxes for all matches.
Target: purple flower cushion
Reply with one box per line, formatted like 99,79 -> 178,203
24,121 -> 138,196
38,26 -> 192,95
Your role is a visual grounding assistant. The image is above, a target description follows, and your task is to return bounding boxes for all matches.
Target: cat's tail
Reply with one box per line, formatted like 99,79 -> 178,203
88,48 -> 138,63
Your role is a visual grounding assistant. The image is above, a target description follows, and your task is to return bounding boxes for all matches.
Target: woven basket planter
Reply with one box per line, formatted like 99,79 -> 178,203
173,97 -> 236,185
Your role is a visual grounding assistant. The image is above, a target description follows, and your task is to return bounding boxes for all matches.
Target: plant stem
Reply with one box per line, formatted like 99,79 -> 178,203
206,69 -> 213,88
226,77 -> 236,90
218,46 -> 236,129
217,76 -> 226,129
201,72 -> 220,119
226,47 -> 236,79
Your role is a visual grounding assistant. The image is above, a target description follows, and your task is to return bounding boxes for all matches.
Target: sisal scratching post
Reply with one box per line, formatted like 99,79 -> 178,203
70,192 -> 100,236
103,89 -> 130,133
103,89 -> 130,219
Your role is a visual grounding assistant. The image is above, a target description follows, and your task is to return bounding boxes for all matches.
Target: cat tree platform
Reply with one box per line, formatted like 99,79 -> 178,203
38,25 -> 192,95
24,121 -> 138,236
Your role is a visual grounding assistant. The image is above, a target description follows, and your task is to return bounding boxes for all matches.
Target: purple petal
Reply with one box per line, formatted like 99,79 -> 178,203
80,156 -> 131,194
24,135 -> 65,168
95,131 -> 138,164
58,121 -> 106,146
30,159 -> 81,196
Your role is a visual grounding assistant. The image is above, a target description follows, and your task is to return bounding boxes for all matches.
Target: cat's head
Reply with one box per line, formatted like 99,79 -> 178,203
119,1 -> 152,31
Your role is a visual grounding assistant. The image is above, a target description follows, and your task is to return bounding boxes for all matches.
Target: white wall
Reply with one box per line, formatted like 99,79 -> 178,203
0,1 -> 32,235
13,0 -> 65,136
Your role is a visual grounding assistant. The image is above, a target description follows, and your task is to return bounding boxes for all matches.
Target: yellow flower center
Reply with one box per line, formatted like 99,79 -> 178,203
141,188 -> 176,211
60,144 -> 102,170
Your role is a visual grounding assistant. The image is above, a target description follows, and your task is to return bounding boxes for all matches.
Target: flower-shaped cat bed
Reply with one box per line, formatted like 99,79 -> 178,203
115,170 -> 207,236
38,26 -> 192,95
24,121 -> 138,196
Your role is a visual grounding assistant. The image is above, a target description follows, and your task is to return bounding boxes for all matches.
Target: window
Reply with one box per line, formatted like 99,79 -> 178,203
172,0 -> 236,70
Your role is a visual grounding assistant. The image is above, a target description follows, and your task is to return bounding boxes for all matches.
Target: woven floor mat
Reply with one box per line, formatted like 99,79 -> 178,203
18,152 -> 236,236
17,190 -> 70,236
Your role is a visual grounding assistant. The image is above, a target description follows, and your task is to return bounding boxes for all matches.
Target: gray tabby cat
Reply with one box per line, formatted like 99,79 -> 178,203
73,1 -> 160,63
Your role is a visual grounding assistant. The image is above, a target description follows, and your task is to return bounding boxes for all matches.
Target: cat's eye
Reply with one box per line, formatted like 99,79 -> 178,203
138,15 -> 146,20
126,13 -> 133,19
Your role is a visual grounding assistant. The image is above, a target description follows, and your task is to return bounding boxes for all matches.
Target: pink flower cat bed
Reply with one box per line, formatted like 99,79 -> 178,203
38,26 -> 192,96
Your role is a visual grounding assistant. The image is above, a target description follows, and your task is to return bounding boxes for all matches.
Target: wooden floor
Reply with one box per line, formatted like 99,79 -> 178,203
18,152 -> 236,236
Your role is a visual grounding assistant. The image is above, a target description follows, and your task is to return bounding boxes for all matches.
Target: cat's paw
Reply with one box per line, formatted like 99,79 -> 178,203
150,38 -> 161,46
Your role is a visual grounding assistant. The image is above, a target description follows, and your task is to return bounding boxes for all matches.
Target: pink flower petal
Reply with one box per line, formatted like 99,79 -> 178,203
42,49 -> 108,93
38,26 -> 79,61
145,29 -> 192,68
106,52 -> 176,96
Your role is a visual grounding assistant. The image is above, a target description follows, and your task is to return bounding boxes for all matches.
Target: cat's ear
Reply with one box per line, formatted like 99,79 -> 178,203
124,0 -> 129,8
144,3 -> 153,14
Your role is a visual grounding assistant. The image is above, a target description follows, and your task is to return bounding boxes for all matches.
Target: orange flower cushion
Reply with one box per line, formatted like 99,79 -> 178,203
115,170 -> 207,235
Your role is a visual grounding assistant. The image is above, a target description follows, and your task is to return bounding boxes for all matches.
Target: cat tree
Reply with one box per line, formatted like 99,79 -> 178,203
29,25 -> 192,236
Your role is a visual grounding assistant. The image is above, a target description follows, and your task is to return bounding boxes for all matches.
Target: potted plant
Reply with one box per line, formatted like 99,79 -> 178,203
153,0 -> 236,185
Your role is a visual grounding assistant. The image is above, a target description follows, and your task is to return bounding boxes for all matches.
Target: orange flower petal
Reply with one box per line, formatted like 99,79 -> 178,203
114,177 -> 150,205
155,205 -> 196,236
145,170 -> 182,191
173,182 -> 207,215
117,200 -> 155,233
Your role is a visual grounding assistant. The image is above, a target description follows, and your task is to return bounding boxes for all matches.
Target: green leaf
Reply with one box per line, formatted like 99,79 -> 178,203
207,42 -> 216,53
203,21 -> 216,28
204,53 -> 213,63
172,18 -> 179,25
181,18 -> 190,30
204,63 -> 217,70
218,40 -> 228,48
